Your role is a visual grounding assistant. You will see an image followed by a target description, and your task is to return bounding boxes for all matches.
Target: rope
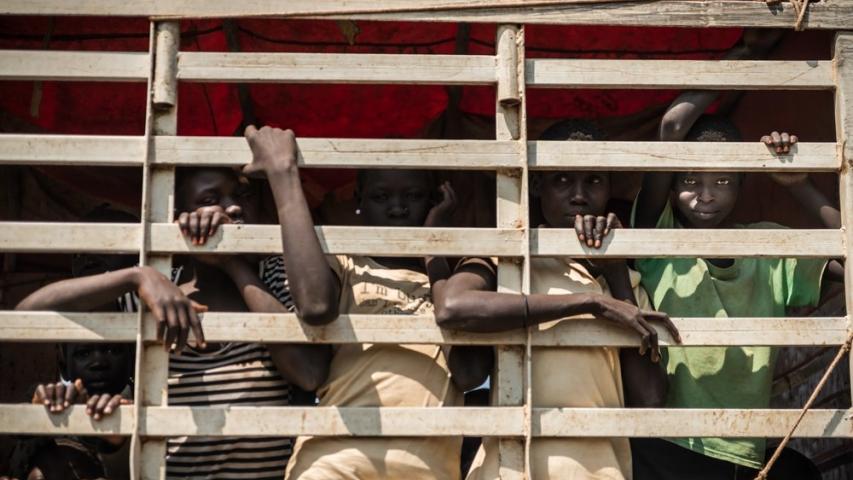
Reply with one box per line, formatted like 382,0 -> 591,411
753,327 -> 853,480
767,0 -> 811,31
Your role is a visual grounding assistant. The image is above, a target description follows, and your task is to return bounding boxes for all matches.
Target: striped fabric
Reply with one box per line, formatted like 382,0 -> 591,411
120,261 -> 297,479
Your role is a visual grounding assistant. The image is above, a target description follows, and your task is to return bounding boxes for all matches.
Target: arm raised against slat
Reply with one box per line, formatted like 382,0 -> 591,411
527,59 -> 834,90
0,50 -> 149,81
178,52 -> 496,84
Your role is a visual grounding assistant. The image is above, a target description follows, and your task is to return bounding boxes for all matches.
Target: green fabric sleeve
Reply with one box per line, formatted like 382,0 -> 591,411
784,257 -> 828,308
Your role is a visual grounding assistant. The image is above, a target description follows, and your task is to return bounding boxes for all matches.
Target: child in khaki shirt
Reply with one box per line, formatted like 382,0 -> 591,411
243,126 -> 492,480
432,120 -> 680,480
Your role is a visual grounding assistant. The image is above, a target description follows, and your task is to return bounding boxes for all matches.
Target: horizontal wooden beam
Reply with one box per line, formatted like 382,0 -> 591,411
2,312 -> 847,347
529,141 -> 839,172
3,135 -> 837,172
2,2 -> 851,29
153,137 -> 521,169
1,223 -> 842,258
0,135 -> 145,166
147,224 -> 524,256
0,50 -> 149,81
178,52 -> 496,85
0,404 -> 133,436
532,228 -> 844,259
527,59 -> 834,90
4,405 -> 849,438
0,222 -> 141,253
533,408 -> 853,438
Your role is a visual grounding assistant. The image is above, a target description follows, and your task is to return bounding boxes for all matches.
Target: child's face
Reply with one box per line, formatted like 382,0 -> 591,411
537,171 -> 610,228
672,172 -> 740,228
178,169 -> 260,223
65,344 -> 130,395
358,170 -> 434,227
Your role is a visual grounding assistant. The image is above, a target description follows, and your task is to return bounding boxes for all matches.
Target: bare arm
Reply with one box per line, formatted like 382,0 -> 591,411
243,126 -> 341,325
424,182 -> 493,391
599,265 -> 669,407
637,31 -> 781,228
221,258 -> 331,392
16,266 -> 205,352
16,267 -> 140,311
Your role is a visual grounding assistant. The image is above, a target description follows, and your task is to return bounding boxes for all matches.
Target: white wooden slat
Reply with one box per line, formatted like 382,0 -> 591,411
529,141 -> 839,172
3,405 -> 848,438
0,222 -> 140,253
0,135 -> 145,166
2,2 -> 851,30
527,59 -> 834,90
0,404 -> 133,435
147,224 -> 524,256
533,408 -> 853,438
532,228 -> 843,258
178,52 -> 496,84
153,137 -> 521,169
0,50 -> 149,81
1,223 -> 841,258
2,312 -> 845,347
142,406 -> 525,437
3,136 -> 835,172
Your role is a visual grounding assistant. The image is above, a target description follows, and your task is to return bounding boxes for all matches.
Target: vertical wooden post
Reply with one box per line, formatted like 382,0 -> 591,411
495,23 -> 530,479
134,20 -> 180,480
833,32 -> 853,415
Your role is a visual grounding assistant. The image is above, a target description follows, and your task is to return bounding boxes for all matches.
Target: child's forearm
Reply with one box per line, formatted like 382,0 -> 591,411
437,290 -> 602,333
16,267 -> 141,311
787,178 -> 841,229
267,169 -> 341,325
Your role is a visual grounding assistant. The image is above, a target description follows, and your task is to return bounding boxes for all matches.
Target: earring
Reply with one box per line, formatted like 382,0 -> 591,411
355,208 -> 361,215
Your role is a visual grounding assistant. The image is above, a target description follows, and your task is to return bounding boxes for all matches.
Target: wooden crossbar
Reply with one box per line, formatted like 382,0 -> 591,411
0,223 -> 843,258
0,50 -> 150,81
1,135 -> 838,172
2,405 -> 850,438
177,52 -> 496,84
526,59 -> 835,90
1,311 -> 848,347
1,1 -> 852,30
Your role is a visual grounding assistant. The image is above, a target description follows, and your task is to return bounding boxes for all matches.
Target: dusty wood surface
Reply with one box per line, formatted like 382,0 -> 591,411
1,1 -> 852,29
178,51 -> 496,84
527,59 -> 834,90
0,311 -> 847,346
0,50 -> 149,81
2,405 -> 850,438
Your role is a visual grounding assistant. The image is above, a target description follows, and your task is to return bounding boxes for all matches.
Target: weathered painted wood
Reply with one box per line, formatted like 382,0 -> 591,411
529,141 -> 839,172
2,405 -> 849,438
153,137 -> 521,169
0,50 -> 149,81
0,135 -> 145,166
531,228 -> 843,258
533,408 -> 853,438
527,59 -> 834,90
1,311 -> 847,346
142,406 -> 525,437
147,224 -> 524,256
0,222 -> 140,253
833,32 -> 853,422
0,404 -> 133,435
2,1 -> 851,30
178,52 -> 496,84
